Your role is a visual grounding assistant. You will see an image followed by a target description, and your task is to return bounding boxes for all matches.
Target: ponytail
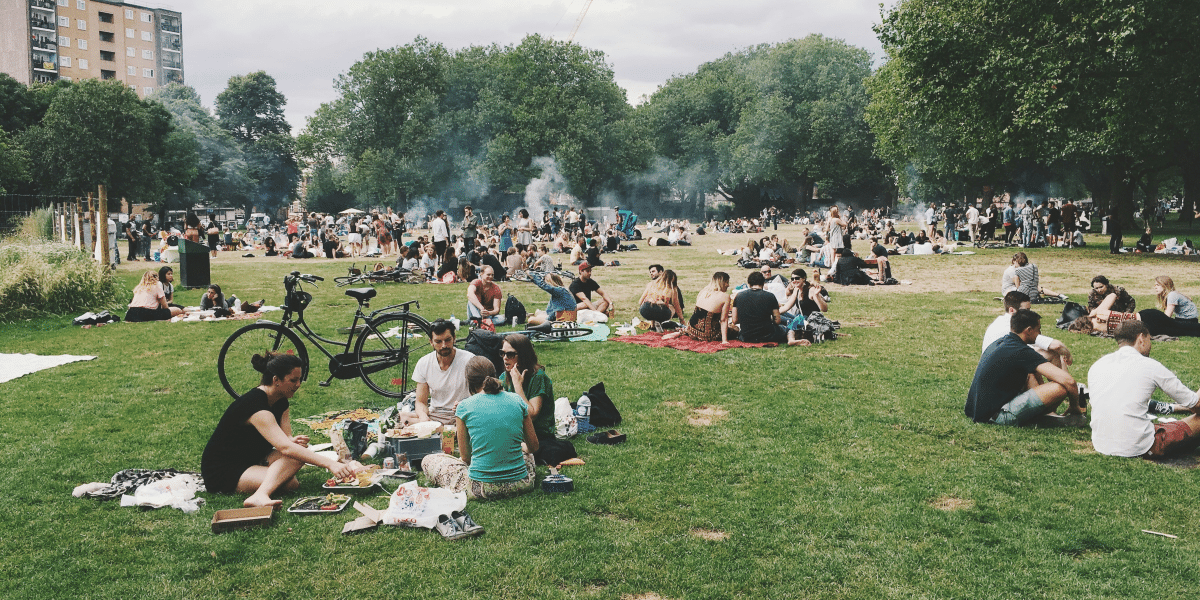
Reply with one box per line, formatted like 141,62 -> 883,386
481,376 -> 503,395
464,356 -> 499,394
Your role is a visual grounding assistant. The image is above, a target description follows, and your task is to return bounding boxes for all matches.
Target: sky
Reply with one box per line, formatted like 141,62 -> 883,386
156,0 -> 889,133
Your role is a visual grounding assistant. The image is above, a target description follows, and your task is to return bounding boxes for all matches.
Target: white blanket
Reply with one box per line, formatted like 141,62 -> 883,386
0,353 -> 96,384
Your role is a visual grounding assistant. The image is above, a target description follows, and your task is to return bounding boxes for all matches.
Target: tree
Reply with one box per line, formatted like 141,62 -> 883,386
639,35 -> 887,214
215,72 -> 300,216
21,79 -> 195,202
0,129 -> 29,195
150,84 -> 248,216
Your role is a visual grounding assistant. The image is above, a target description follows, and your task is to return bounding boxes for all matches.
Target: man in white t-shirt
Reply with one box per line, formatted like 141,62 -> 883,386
965,204 -> 981,243
411,321 -> 475,426
1089,320 -> 1200,458
431,209 -> 449,263
983,291 -> 1073,369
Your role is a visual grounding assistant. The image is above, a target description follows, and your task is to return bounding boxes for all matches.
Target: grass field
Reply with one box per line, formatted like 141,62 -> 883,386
2,219 -> 1200,599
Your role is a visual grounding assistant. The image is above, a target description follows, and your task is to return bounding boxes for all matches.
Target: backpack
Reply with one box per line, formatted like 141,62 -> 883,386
504,294 -> 527,325
576,382 -> 622,427
802,312 -> 840,343
464,329 -> 505,375
1057,301 -> 1088,329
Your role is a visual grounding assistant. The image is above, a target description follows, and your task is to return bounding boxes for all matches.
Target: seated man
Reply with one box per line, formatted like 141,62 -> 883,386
410,320 -> 476,426
289,237 -> 315,259
828,248 -> 875,286
759,265 -> 789,307
984,291 -> 1073,370
732,271 -> 786,344
467,266 -> 505,326
965,309 -> 1082,425
1089,320 -> 1200,458
866,238 -> 892,281
569,263 -> 614,315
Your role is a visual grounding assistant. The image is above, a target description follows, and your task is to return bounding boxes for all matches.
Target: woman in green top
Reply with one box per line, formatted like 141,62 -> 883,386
499,335 -> 555,457
421,356 -> 539,500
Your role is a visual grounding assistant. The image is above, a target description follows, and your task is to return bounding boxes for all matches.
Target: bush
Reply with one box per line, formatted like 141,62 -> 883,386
11,207 -> 54,240
0,239 -> 124,321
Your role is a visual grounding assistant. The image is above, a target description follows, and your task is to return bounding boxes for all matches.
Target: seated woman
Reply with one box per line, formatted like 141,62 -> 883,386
157,266 -> 184,310
585,238 -> 603,268
421,356 -> 538,500
125,271 -> 184,322
263,235 -> 278,256
638,269 -> 684,329
497,335 -> 557,465
1087,275 -> 1136,316
202,352 -> 364,507
526,272 -> 577,326
663,271 -> 734,344
400,244 -> 420,271
780,268 -> 829,319
437,247 -> 460,281
1008,252 -> 1063,300
1154,275 -> 1198,323
201,284 -> 263,314
1071,308 -> 1200,338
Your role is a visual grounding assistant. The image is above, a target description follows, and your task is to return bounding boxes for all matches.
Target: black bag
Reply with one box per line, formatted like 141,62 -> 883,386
581,382 -> 621,427
533,436 -> 577,466
1057,301 -> 1087,329
464,329 -> 506,375
504,294 -> 527,325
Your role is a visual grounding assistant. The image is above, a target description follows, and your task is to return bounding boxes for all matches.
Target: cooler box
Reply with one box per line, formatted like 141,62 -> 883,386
383,435 -> 443,471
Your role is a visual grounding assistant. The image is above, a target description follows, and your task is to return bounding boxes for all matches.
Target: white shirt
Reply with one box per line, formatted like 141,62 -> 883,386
431,218 -> 448,243
1089,346 -> 1198,457
982,313 -> 1055,353
412,348 -> 476,424
763,276 -> 789,307
913,242 -> 934,255
966,206 -> 980,225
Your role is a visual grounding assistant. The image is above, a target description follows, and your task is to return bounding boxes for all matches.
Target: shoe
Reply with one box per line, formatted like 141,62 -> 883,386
435,513 -> 469,541
586,429 -> 627,445
1077,383 -> 1089,409
452,510 -> 484,536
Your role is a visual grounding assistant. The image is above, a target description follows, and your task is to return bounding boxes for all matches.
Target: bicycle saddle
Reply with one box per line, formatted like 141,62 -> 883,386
344,288 -> 377,301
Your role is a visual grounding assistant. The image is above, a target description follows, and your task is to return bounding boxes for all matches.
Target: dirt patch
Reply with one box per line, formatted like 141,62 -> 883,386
687,405 -> 729,426
931,495 -> 975,511
690,528 -> 729,541
1072,440 -> 1096,454
152,387 -> 172,395
841,322 -> 881,327
827,353 -> 859,359
662,401 -> 688,408
1148,454 -> 1200,469
622,594 -> 668,600
593,511 -> 637,525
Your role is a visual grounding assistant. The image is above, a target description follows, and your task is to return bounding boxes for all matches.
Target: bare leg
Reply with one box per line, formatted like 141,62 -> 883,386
1025,372 -> 1078,414
527,310 -> 549,327
1035,347 -> 1063,371
787,330 -> 812,347
238,450 -> 303,508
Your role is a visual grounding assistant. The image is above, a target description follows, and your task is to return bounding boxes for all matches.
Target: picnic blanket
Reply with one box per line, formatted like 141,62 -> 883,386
0,353 -> 95,384
170,310 -> 271,324
569,323 -> 610,342
611,331 -> 777,353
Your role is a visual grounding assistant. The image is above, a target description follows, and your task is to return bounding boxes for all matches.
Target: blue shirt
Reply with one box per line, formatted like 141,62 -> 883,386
455,391 -> 529,483
530,271 -> 577,317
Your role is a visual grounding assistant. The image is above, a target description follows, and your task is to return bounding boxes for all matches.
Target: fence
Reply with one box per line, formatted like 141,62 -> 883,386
0,193 -> 76,235
2,189 -> 119,268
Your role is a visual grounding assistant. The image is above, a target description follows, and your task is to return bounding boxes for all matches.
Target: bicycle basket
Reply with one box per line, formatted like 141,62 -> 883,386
284,290 -> 312,312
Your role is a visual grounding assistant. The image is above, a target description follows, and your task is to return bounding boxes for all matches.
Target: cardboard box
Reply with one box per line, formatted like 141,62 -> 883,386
211,506 -> 274,533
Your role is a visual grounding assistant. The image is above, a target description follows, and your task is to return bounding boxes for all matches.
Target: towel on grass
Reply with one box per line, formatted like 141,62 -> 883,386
611,331 -> 777,353
0,353 -> 96,384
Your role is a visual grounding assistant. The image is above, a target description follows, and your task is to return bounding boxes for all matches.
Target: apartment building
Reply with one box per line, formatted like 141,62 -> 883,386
0,0 -> 183,97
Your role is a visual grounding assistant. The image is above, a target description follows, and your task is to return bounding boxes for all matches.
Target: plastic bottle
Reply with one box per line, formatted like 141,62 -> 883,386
450,314 -> 460,330
577,394 -> 591,427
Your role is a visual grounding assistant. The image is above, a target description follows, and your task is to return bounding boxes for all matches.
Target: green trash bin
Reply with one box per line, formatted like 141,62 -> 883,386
178,239 -> 210,289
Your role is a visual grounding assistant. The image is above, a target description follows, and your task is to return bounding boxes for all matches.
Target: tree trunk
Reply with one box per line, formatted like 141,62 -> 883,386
1180,142 -> 1199,229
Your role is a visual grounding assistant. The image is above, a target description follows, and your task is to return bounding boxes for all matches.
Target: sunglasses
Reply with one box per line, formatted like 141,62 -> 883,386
500,351 -> 519,359
791,277 -> 804,281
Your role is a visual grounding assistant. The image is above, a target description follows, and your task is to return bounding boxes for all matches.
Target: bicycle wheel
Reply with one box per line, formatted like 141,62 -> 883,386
335,276 -> 364,287
218,323 -> 309,400
354,312 -> 433,398
531,324 -> 593,341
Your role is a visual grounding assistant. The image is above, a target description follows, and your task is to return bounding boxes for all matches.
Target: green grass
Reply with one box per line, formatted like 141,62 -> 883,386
2,217 -> 1200,599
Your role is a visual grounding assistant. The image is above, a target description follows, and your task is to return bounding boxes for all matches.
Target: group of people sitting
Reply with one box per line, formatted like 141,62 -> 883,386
124,267 -> 261,323
1068,274 -> 1200,338
969,291 -> 1200,462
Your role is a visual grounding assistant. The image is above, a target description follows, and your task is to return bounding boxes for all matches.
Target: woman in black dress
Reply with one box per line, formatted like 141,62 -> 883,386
201,352 -> 364,508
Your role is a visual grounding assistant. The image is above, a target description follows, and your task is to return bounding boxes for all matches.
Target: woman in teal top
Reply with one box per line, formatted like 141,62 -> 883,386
498,334 -> 555,463
421,356 -> 538,500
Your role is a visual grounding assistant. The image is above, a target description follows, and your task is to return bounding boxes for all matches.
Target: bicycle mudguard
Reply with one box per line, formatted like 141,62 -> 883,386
254,319 -> 279,325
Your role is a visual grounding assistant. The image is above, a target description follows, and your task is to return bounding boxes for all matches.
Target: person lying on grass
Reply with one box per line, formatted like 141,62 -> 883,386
984,291 -> 1073,371
1089,320 -> 1200,458
202,352 -> 365,508
965,308 -> 1083,426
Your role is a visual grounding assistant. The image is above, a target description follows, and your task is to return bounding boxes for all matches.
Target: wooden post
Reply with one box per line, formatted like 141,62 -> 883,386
73,199 -> 81,249
98,185 -> 111,268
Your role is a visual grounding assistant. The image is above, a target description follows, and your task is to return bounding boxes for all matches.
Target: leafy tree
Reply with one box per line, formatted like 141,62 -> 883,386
215,72 -> 300,216
21,79 -> 195,203
151,84 -> 248,216
215,71 -> 290,142
0,129 -> 29,195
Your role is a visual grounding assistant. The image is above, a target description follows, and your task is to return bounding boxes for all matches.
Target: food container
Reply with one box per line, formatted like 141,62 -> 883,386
383,435 -> 442,470
287,494 -> 352,514
211,506 -> 274,533
541,468 -> 574,494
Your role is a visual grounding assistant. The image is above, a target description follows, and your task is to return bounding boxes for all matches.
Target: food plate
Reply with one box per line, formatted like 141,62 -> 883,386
288,493 -> 352,514
322,472 -> 379,490
322,480 -> 379,490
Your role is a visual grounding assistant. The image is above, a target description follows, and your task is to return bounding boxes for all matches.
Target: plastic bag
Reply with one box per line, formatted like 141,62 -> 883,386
554,397 -> 578,439
380,480 -> 467,529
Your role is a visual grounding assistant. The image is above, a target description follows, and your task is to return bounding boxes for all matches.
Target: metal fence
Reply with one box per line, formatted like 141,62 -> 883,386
0,194 -> 78,235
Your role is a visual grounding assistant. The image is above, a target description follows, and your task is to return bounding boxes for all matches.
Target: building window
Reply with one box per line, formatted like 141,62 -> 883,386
125,9 -> 133,18
57,0 -> 68,6
144,68 -> 154,78
127,66 -> 136,75
78,59 -> 88,70
58,16 -> 69,27
61,56 -> 71,67
76,19 -> 86,31
99,12 -> 113,24
143,86 -> 153,95
100,70 -> 115,80
141,31 -> 151,41
99,31 -> 113,42
141,12 -> 152,23
77,0 -> 86,10
130,85 -> 136,91
77,39 -> 86,50
61,76 -> 72,82
126,28 -> 134,38
59,36 -> 70,47
100,50 -> 114,61
127,46 -> 135,57
142,49 -> 154,60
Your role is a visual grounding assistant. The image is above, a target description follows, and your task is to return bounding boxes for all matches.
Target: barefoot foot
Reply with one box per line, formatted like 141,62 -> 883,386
788,339 -> 812,347
244,494 -> 282,508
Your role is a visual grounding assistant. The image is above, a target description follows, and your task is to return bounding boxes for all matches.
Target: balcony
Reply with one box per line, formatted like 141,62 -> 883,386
165,70 -> 183,84
99,31 -> 114,43
100,50 -> 115,62
160,22 -> 180,34
162,57 -> 182,69
29,0 -> 55,12
98,12 -> 113,23
100,70 -> 116,80
32,56 -> 57,72
30,18 -> 55,32
161,38 -> 181,52
31,37 -> 57,52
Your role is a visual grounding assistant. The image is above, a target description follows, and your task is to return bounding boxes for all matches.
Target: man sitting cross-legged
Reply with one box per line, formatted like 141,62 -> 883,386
983,291 -> 1073,370
1089,320 -> 1200,458
965,308 -> 1083,425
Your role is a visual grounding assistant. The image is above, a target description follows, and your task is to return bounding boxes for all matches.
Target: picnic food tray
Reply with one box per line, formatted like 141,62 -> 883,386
288,494 -> 352,514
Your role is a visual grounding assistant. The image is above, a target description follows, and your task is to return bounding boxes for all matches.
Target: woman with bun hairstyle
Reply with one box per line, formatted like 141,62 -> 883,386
201,352 -> 364,507
420,356 -> 539,500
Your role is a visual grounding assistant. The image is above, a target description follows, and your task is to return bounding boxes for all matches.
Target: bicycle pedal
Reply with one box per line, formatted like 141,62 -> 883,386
318,381 -> 331,387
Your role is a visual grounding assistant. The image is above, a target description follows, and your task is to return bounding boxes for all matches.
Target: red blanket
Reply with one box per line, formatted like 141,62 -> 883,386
610,331 -> 777,353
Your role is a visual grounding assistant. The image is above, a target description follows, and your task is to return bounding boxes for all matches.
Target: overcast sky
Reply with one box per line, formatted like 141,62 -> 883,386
157,0 -> 889,132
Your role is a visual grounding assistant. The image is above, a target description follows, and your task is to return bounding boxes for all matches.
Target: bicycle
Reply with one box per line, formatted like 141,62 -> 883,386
216,271 -> 434,400
468,319 -> 594,342
334,263 -> 424,287
509,268 -> 575,283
